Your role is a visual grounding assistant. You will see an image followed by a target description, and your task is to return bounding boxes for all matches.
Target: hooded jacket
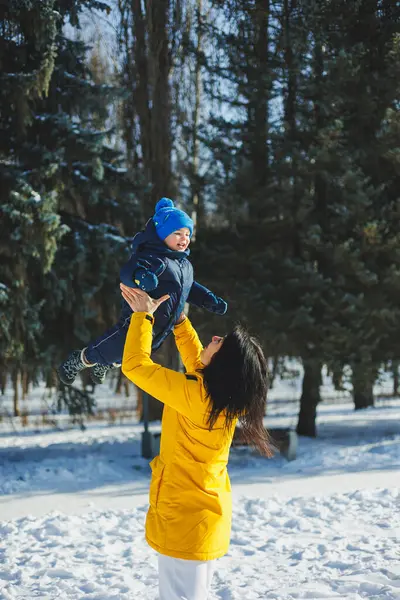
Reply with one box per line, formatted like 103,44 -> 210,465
122,312 -> 236,561
120,219 -> 227,350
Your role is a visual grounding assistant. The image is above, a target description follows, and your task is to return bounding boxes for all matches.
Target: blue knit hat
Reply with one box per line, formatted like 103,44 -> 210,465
153,198 -> 194,241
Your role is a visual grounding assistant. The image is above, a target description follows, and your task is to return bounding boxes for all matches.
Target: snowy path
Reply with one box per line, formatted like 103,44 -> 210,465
1,470 -> 398,522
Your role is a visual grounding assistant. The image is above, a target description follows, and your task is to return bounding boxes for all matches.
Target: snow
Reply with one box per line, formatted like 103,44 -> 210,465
1,487 -> 399,599
1,376 -> 400,599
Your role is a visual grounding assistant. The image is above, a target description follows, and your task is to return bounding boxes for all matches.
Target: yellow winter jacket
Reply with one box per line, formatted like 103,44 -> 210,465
122,312 -> 236,561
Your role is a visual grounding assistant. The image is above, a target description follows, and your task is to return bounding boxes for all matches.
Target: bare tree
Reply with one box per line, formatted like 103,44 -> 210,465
115,0 -> 192,419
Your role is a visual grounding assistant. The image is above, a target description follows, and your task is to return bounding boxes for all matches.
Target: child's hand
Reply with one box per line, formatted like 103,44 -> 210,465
134,268 -> 159,292
120,284 -> 169,315
202,294 -> 227,315
214,297 -> 227,315
175,312 -> 186,325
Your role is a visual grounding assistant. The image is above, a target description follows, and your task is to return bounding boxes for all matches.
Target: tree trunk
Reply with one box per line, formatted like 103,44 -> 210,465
147,395 -> 164,421
137,386 -> 143,420
190,0 -> 203,239
331,365 -> 343,391
138,334 -> 182,422
392,361 -> 399,396
12,369 -> 20,417
117,0 -> 135,168
269,356 -> 280,389
22,370 -> 29,399
147,0 -> 172,202
0,370 -> 6,395
296,359 -> 322,437
249,0 -> 270,221
283,0 -> 302,257
352,364 -> 375,410
115,370 -> 123,395
132,0 -> 152,213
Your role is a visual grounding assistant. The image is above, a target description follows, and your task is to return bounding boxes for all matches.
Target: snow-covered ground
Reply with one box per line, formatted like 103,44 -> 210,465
1,373 -> 400,599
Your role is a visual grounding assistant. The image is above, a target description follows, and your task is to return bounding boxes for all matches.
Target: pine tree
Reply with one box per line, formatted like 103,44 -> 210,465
0,1 -> 139,415
115,0 -> 197,420
263,0 -> 400,425
198,0 -> 400,435
316,0 -> 400,409
35,2 -> 140,383
0,0 -> 66,413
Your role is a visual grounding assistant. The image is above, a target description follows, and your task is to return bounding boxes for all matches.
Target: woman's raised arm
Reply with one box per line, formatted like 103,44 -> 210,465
119,285 -> 205,419
173,314 -> 204,373
120,284 -> 204,374
121,312 -> 204,420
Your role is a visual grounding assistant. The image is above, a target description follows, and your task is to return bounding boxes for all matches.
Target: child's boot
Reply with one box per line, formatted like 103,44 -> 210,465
89,363 -> 113,385
57,349 -> 92,385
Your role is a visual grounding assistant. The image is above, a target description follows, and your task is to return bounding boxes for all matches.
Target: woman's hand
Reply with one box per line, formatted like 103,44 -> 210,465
120,284 -> 169,315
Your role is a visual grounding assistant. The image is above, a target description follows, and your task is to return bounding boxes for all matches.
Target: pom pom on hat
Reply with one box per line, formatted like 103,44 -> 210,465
155,197 -> 174,211
153,197 -> 194,241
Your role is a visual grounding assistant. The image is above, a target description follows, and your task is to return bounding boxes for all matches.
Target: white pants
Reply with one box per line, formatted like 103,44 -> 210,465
158,554 -> 215,600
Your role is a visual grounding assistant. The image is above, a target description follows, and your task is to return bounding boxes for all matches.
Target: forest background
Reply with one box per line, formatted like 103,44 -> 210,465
1,0 -> 400,437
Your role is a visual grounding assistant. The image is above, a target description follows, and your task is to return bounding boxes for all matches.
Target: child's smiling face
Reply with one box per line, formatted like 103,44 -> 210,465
164,227 -> 191,251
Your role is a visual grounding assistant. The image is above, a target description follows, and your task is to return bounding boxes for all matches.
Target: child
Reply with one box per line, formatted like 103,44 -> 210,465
57,198 -> 227,385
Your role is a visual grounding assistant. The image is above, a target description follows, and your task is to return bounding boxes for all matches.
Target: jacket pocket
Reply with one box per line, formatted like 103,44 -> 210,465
149,456 -> 165,509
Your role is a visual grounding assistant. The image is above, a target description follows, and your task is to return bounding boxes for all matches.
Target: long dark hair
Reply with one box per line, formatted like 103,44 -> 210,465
201,325 -> 273,457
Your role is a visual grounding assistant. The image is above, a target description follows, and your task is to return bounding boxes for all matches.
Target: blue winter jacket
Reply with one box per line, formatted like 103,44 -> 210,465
120,219 -> 227,350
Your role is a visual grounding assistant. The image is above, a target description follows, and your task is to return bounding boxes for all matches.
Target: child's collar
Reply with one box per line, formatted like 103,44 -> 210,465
144,241 -> 190,258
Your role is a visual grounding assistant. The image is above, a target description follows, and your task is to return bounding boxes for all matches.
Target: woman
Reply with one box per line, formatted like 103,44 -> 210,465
120,283 -> 271,600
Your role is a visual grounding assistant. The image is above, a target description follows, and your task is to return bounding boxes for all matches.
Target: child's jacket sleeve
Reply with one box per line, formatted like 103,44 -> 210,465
121,313 -> 203,420
188,281 -> 227,315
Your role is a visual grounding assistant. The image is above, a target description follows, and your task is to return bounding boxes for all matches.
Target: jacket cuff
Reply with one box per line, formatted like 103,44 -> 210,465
131,312 -> 154,325
174,316 -> 188,330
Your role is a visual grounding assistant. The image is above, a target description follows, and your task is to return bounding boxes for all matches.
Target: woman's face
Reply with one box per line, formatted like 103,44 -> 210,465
200,336 -> 224,365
